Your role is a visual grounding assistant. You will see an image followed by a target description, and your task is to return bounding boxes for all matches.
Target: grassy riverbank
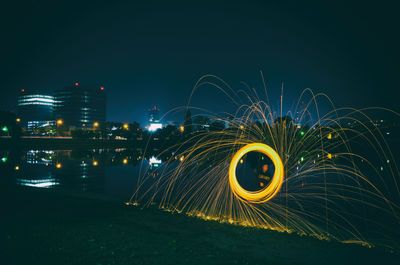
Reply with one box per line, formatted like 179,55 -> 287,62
3,187 -> 399,265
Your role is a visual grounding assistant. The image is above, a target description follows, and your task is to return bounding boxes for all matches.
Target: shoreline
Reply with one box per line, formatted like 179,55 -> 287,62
0,137 -> 141,150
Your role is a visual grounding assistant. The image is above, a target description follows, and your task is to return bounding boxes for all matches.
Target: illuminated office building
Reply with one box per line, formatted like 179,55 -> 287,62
148,106 -> 162,132
17,92 -> 55,131
54,83 -> 106,128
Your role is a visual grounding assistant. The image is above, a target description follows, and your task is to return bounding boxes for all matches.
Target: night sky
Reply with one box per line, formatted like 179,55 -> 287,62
1,1 -> 399,125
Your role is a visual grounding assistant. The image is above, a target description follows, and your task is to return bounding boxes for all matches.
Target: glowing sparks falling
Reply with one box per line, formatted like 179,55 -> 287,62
130,74 -> 400,249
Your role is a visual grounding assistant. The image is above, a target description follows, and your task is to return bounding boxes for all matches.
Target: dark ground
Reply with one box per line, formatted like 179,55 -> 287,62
2,188 -> 399,265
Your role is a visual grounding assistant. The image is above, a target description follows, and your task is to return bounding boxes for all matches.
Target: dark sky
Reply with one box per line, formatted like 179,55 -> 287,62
1,0 -> 399,125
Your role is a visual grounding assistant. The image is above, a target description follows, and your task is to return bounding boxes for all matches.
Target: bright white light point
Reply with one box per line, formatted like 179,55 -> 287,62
149,156 -> 162,165
148,123 -> 162,132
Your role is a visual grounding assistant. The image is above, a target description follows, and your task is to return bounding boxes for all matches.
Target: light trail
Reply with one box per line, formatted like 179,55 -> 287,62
130,74 -> 400,249
229,143 -> 284,203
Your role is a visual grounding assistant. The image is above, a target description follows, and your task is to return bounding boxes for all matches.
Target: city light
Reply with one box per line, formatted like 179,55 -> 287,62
56,163 -> 62,168
57,119 -> 63,125
179,125 -> 184,132
2,126 -> 8,132
100,86 -> 104,91
93,161 -> 98,166
14,165 -> 20,170
93,122 -> 99,128
75,82 -> 79,86
300,131 -> 305,136
123,158 -> 128,164
18,96 -> 55,103
1,157 -> 7,163
149,156 -> 162,166
123,123 -> 129,130
148,123 -> 162,132
18,102 -> 54,106
17,178 -> 59,188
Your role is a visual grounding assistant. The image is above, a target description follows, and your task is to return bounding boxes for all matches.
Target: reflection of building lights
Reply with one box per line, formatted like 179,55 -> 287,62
149,156 -> 162,166
148,123 -> 162,132
93,161 -> 98,166
17,178 -> 59,188
56,163 -> 62,168
26,150 -> 54,165
123,158 -> 128,164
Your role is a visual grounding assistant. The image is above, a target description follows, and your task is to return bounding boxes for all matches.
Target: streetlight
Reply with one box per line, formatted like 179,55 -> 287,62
56,119 -> 64,136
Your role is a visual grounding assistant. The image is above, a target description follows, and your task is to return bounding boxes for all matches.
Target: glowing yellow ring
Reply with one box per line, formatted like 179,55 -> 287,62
229,143 -> 284,203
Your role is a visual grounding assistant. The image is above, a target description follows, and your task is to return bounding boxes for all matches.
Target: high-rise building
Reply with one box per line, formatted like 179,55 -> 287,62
148,106 -> 160,123
54,83 -> 106,128
148,106 -> 162,131
17,91 -> 55,131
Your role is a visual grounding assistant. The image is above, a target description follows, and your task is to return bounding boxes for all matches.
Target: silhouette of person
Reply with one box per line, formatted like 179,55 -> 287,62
258,163 -> 273,187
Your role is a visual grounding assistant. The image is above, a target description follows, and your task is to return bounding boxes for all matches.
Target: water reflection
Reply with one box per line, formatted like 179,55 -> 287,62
0,148 -> 163,200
